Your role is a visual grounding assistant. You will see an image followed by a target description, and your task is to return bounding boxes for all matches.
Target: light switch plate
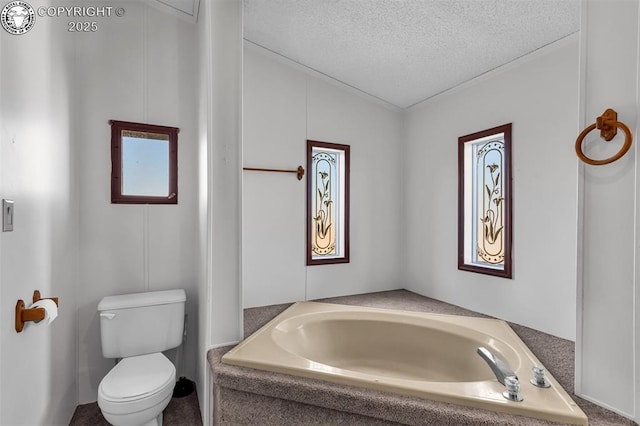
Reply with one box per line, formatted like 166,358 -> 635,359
3,199 -> 14,232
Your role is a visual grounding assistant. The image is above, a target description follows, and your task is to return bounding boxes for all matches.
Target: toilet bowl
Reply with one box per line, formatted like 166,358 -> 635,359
97,289 -> 186,426
98,353 -> 176,426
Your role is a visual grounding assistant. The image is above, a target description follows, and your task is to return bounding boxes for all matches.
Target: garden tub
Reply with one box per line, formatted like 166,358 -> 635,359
222,301 -> 587,425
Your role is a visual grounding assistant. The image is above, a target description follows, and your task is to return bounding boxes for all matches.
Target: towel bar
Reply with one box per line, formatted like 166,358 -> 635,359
243,165 -> 305,180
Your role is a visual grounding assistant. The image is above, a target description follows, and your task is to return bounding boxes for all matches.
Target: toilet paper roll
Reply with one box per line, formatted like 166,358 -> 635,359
31,299 -> 58,325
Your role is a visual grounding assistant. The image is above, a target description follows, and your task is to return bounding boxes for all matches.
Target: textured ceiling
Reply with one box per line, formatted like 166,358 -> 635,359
244,0 -> 580,108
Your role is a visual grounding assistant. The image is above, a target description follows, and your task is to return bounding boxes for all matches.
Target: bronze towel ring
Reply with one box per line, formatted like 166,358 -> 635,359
575,108 -> 633,166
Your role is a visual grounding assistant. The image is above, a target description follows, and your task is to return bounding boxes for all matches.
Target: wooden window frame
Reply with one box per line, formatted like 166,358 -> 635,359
306,140 -> 351,265
110,120 -> 179,205
458,123 -> 513,278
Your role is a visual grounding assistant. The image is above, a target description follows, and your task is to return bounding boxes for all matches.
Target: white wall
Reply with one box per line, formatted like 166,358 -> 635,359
75,2 -> 199,403
576,0 -> 639,419
206,0 -> 243,347
242,44 -> 404,308
403,35 -> 580,340
197,0 -> 243,424
196,1 -> 211,423
0,3 -> 78,423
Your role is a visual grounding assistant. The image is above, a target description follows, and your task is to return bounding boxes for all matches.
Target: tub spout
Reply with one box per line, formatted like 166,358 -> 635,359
476,347 -> 516,386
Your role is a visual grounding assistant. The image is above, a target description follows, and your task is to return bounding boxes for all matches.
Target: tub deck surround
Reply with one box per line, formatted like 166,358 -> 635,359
221,302 -> 587,425
210,290 -> 636,425
211,347 -> 563,426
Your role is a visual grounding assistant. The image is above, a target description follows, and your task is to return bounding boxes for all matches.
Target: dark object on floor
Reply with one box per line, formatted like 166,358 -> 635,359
173,376 -> 195,398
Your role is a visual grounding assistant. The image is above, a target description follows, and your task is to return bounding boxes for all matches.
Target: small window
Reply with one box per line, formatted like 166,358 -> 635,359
307,140 -> 350,265
458,123 -> 512,278
110,120 -> 179,204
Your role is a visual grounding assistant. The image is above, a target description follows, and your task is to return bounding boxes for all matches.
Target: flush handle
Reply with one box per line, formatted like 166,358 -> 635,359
100,312 -> 116,320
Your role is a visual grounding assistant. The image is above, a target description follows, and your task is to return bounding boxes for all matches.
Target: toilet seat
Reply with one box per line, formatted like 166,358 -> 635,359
100,352 -> 175,402
98,352 -> 175,420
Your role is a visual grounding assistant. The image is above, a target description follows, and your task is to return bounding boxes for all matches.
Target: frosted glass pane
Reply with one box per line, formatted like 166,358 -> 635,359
307,140 -> 350,265
310,146 -> 348,261
465,134 -> 505,270
474,139 -> 505,266
311,149 -> 339,258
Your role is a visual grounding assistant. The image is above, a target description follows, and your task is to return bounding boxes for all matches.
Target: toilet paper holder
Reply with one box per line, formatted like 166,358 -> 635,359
15,290 -> 59,333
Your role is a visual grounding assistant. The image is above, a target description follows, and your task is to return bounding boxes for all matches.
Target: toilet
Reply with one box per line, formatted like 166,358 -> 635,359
97,289 -> 186,426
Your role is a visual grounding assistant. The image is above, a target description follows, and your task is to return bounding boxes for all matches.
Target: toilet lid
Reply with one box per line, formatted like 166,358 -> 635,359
100,353 -> 175,401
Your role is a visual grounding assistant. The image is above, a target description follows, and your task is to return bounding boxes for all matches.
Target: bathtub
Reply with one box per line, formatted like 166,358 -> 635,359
222,301 -> 587,425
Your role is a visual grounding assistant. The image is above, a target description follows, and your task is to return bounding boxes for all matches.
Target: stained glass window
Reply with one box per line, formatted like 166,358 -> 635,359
307,140 -> 350,265
459,124 -> 512,278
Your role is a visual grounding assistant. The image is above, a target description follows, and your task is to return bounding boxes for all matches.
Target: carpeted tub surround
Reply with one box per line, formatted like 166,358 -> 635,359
208,290 -> 636,425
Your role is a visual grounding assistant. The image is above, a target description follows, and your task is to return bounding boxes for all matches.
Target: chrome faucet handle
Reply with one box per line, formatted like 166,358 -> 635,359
476,347 -> 515,386
503,375 -> 524,401
476,347 -> 523,402
530,365 -> 551,388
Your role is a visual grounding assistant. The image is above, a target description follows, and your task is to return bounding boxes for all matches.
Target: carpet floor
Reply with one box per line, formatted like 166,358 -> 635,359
69,388 -> 202,425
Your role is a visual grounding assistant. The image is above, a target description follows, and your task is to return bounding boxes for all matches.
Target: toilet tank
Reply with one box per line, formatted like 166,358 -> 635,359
98,289 -> 186,358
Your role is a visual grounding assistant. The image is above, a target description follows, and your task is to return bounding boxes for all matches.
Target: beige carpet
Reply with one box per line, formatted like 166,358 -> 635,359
68,388 -> 202,425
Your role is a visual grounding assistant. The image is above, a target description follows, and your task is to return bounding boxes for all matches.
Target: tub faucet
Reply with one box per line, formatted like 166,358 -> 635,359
477,347 -> 523,401
476,347 -> 515,385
